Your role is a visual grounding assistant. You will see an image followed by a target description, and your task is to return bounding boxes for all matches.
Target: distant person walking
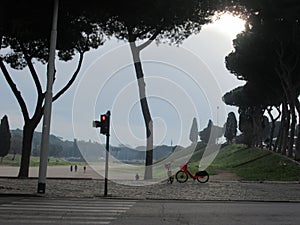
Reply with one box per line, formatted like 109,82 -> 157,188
70,165 -> 73,172
74,165 -> 78,172
83,166 -> 86,173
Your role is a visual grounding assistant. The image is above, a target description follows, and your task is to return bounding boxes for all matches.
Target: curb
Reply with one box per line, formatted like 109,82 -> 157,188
92,195 -> 300,203
1,193 -> 299,203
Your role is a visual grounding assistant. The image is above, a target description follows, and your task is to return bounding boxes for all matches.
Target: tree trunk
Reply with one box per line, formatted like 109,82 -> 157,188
267,106 -> 281,151
252,107 -> 263,147
18,123 -> 35,178
281,102 -> 290,155
276,103 -> 286,153
288,105 -> 296,157
267,109 -> 275,150
295,122 -> 300,161
129,41 -> 153,180
274,119 -> 282,153
294,100 -> 300,161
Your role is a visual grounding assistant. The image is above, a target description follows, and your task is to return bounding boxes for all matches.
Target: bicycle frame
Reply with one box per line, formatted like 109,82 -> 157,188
179,163 -> 198,179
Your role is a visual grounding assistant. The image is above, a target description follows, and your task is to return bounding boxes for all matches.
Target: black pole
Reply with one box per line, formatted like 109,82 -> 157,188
104,111 -> 110,196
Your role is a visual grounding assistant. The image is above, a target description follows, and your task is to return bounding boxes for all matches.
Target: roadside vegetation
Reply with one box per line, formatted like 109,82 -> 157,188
190,144 -> 300,181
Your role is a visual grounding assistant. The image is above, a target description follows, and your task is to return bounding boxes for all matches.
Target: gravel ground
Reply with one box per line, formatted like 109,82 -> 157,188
1,177 -> 299,202
1,165 -> 299,201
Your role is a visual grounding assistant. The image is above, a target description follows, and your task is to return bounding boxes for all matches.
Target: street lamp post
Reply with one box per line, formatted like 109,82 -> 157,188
37,0 -> 59,194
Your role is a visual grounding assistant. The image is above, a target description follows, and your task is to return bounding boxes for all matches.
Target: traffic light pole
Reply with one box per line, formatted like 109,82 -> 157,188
92,110 -> 111,196
104,111 -> 110,197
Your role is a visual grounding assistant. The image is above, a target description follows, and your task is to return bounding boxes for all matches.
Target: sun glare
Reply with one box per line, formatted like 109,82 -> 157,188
211,13 -> 246,38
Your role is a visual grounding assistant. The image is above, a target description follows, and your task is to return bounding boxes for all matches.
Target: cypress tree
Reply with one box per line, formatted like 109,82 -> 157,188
189,118 -> 199,143
224,112 -> 237,144
0,115 -> 11,160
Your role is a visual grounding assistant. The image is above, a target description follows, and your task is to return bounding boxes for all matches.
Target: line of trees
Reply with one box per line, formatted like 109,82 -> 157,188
223,0 -> 300,160
1,0 -> 240,178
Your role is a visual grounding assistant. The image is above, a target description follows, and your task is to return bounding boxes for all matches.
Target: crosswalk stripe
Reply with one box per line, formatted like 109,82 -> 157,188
0,211 -> 121,217
0,204 -> 131,210
4,220 -> 111,225
0,215 -> 116,220
0,207 -> 128,212
0,197 -> 136,225
16,199 -> 136,204
17,199 -> 136,204
12,201 -> 134,207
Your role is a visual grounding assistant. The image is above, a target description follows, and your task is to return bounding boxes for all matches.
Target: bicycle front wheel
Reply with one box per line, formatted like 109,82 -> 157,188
175,170 -> 188,183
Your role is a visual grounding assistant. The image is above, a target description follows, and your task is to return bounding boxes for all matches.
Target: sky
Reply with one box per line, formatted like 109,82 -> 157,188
0,13 -> 246,148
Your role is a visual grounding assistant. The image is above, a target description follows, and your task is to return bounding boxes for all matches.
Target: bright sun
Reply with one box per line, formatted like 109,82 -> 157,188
211,13 -> 246,38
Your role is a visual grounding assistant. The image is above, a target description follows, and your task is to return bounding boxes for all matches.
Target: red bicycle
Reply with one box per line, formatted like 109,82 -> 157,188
175,162 -> 209,183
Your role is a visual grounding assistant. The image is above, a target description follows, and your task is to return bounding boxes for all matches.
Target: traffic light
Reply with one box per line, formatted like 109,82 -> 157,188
92,121 -> 101,128
100,114 -> 108,135
92,112 -> 110,136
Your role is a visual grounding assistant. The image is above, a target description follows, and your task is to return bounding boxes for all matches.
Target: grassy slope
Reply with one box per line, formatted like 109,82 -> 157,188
190,144 -> 300,181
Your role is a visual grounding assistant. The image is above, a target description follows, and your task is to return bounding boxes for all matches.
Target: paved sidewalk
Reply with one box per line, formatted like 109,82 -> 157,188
1,165 -> 299,202
1,177 -> 299,202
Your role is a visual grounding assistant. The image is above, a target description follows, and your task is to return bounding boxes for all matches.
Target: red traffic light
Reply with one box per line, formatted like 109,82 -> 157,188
100,114 -> 109,135
93,111 -> 110,136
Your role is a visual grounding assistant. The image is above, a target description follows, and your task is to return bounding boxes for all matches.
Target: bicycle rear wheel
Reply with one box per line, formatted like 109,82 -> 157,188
196,172 -> 209,183
175,170 -> 188,183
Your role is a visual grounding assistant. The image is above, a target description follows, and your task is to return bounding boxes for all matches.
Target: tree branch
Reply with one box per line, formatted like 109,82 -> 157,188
137,28 -> 161,51
0,57 -> 30,122
267,106 -> 274,120
274,106 -> 281,121
19,42 -> 43,96
294,96 -> 300,114
19,41 -> 46,126
53,51 -> 84,101
136,27 -> 153,37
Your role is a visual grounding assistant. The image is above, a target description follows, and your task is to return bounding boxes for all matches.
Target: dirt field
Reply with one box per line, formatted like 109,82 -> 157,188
0,165 -> 101,179
0,165 -> 239,181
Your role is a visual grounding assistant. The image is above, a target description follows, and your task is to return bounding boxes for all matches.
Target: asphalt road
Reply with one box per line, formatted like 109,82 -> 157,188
114,200 -> 300,225
0,197 -> 299,225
